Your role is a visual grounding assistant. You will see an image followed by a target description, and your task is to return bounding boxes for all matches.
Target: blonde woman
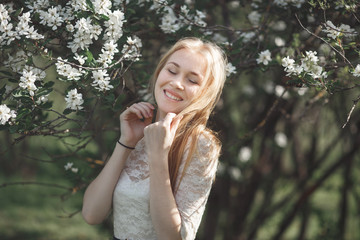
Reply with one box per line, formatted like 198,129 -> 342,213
82,37 -> 227,240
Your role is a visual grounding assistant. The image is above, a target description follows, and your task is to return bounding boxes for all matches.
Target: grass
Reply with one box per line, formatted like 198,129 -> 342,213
0,147 -> 112,240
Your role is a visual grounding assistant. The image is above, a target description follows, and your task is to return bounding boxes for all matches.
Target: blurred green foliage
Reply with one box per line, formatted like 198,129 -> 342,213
1,0 -> 360,240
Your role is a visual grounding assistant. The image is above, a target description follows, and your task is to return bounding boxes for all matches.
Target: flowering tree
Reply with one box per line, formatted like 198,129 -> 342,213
1,0 -> 360,239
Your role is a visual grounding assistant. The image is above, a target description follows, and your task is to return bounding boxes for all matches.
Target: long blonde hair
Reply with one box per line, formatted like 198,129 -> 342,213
149,37 -> 227,192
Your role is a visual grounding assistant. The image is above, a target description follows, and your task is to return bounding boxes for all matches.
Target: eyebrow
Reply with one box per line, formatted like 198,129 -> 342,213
167,62 -> 203,78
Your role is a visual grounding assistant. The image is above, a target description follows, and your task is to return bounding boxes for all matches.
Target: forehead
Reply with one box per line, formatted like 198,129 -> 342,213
166,48 -> 207,76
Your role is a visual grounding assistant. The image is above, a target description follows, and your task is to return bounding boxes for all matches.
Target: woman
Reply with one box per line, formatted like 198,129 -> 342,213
82,37 -> 227,240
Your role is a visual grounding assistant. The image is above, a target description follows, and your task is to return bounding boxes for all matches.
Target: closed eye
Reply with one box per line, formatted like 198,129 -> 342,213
188,78 -> 198,84
168,69 -> 176,75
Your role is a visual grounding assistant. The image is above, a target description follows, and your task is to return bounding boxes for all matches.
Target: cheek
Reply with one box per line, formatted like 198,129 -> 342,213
187,86 -> 201,101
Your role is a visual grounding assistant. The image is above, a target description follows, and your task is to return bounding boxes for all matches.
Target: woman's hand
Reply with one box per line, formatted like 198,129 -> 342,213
144,112 -> 182,161
119,102 -> 155,147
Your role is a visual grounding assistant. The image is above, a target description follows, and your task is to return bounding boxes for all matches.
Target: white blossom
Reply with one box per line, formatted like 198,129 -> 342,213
194,10 -> 207,27
97,40 -> 119,67
226,62 -> 237,77
64,162 -> 78,173
93,0 -> 112,16
256,50 -> 272,65
122,36 -> 142,61
274,37 -> 285,47
104,10 -> 125,41
212,33 -> 229,45
323,20 -> 357,39
297,88 -> 308,96
0,104 -> 16,125
271,20 -> 287,31
275,85 -> 290,99
248,11 -> 261,26
19,68 -> 38,96
228,167 -> 242,181
65,88 -> 84,110
67,0 -> 87,12
74,53 -> 87,65
238,147 -> 252,162
91,70 -> 114,92
353,64 -> 360,77
39,6 -> 64,30
66,23 -> 74,32
64,162 -> 73,170
275,132 -> 288,147
274,0 -> 305,8
36,95 -> 49,105
160,6 -> 180,33
56,57 -> 83,80
0,4 -> 16,45
67,17 -> 102,52
300,51 -> 327,79
25,0 -> 51,13
282,56 -> 295,71
240,31 -> 256,43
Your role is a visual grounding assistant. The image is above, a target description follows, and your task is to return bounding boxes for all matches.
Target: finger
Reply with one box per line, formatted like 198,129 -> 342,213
128,104 -> 146,119
142,102 -> 155,110
170,114 -> 183,134
163,112 -> 177,127
136,102 -> 154,118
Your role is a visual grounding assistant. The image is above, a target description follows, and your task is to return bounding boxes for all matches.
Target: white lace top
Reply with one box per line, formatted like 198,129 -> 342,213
113,133 -> 219,240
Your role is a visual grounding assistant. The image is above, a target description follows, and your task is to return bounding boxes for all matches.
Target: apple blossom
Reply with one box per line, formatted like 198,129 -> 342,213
256,50 -> 272,65
0,104 -> 16,125
65,89 -> 84,110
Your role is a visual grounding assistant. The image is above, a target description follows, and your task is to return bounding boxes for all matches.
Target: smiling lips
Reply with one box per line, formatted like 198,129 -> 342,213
164,89 -> 183,101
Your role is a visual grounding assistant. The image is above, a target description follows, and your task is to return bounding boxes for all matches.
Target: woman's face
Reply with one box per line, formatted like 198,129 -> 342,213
155,48 -> 207,120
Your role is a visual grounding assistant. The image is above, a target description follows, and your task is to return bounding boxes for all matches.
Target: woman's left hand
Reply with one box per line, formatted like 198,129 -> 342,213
144,112 -> 182,161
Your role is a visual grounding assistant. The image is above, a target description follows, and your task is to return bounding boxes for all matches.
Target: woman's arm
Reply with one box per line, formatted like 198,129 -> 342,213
149,151 -> 182,240
82,143 -> 132,225
82,102 -> 155,225
144,113 -> 183,240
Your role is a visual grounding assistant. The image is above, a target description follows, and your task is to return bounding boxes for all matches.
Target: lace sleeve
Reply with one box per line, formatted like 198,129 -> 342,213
175,132 -> 220,240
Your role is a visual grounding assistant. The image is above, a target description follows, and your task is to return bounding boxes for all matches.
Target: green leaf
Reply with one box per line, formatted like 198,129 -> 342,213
86,50 -> 94,63
0,70 -> 14,77
8,78 -> 18,83
86,0 -> 95,11
12,90 -> 28,98
13,8 -> 23,17
16,108 -> 32,120
43,81 -> 55,88
41,102 -> 53,109
36,87 -> 53,97
99,14 -> 110,21
0,85 -> 6,101
63,108 -> 73,115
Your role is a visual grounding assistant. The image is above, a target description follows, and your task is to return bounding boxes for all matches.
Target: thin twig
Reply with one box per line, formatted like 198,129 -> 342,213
295,14 -> 354,68
239,88 -> 288,141
342,94 -> 360,128
57,209 -> 81,218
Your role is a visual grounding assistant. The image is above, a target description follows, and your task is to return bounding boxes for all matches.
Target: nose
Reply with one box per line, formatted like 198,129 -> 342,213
170,75 -> 184,90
